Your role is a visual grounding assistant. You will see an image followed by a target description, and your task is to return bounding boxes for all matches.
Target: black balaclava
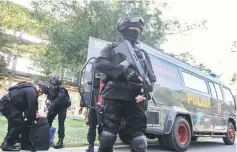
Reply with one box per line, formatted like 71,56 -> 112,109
121,28 -> 140,46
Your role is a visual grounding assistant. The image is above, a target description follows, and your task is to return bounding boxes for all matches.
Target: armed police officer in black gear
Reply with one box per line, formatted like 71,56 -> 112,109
45,75 -> 71,149
95,16 -> 156,152
0,81 -> 48,151
79,66 -> 104,152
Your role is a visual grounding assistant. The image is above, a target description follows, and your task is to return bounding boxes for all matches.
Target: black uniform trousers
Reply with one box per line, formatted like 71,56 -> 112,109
87,108 -> 103,144
0,96 -> 24,145
101,99 -> 147,144
47,108 -> 67,138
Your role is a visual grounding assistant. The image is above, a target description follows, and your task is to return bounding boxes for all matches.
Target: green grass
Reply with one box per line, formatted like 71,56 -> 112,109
0,115 -> 159,147
0,116 -> 156,147
1,116 -> 234,148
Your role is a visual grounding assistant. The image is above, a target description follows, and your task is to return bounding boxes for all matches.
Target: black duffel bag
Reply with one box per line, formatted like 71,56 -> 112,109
21,117 -> 50,151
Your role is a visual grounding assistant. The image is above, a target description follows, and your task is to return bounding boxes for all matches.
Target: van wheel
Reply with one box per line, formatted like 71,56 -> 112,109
223,122 -> 236,145
118,129 -> 130,145
166,116 -> 191,152
158,136 -> 169,149
191,136 -> 198,141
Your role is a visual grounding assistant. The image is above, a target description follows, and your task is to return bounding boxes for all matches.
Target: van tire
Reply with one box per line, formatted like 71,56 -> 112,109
118,129 -> 130,145
166,116 -> 191,152
223,122 -> 236,145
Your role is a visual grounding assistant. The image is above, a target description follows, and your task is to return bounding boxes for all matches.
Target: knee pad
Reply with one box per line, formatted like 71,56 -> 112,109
131,135 -> 147,152
99,131 -> 117,148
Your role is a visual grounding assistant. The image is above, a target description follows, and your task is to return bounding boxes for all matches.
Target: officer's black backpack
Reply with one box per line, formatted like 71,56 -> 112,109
21,117 -> 50,151
7,81 -> 36,108
60,87 -> 71,108
7,81 -> 36,91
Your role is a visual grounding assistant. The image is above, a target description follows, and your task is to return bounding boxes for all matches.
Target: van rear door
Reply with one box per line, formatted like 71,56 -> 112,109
222,87 -> 236,123
208,82 -> 227,132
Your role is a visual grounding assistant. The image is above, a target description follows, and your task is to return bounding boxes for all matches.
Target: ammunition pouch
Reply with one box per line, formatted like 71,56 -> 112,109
89,103 -> 104,126
97,104 -> 105,125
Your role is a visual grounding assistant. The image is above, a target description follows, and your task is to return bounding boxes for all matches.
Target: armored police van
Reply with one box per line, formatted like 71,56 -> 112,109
79,37 -> 236,152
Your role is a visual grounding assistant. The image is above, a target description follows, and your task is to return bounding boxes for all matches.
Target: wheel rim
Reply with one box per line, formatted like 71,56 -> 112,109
229,126 -> 235,141
176,124 -> 188,145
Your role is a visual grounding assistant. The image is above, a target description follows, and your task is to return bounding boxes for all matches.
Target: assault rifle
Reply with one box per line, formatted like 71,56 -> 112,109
114,40 -> 155,93
114,40 -> 157,104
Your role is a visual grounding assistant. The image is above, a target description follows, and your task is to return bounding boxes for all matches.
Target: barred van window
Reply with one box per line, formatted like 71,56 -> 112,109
209,82 -> 218,99
223,87 -> 235,106
182,72 -> 208,94
214,83 -> 223,100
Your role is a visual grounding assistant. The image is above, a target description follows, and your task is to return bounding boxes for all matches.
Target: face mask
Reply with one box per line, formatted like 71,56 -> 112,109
122,29 -> 140,44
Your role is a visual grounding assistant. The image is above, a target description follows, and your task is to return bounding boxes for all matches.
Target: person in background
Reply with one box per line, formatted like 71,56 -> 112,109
45,75 -> 71,149
79,76 -> 104,152
0,81 -> 48,151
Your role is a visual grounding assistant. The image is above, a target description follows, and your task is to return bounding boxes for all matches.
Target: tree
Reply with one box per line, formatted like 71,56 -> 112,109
230,73 -> 237,85
169,52 -> 212,74
0,1 -> 51,55
32,0 -> 209,82
231,41 -> 236,53
31,1 -> 179,80
0,1 -> 54,81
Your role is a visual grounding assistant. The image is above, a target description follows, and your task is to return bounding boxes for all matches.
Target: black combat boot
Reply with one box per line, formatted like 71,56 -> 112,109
1,141 -> 20,151
53,138 -> 64,149
86,142 -> 94,152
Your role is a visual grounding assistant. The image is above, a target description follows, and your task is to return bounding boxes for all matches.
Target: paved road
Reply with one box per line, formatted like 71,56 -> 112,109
1,138 -> 236,152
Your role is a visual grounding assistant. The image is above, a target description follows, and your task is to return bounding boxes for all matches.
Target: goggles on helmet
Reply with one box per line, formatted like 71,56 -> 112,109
129,17 -> 145,26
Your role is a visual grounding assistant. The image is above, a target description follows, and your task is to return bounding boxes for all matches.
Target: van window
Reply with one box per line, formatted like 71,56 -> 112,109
209,82 -> 217,99
223,87 -> 235,106
182,72 -> 208,93
214,84 -> 223,100
149,55 -> 181,87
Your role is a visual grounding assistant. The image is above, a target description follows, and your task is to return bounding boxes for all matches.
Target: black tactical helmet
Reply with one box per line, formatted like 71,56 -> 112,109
38,81 -> 50,94
117,16 -> 145,33
49,75 -> 62,86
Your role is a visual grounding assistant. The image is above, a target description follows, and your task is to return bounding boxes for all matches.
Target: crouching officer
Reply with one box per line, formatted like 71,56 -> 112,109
95,16 -> 156,152
45,75 -> 71,149
0,81 -> 48,151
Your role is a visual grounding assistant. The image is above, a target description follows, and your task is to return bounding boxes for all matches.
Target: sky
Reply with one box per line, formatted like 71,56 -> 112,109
8,0 -> 237,92
158,0 -> 237,92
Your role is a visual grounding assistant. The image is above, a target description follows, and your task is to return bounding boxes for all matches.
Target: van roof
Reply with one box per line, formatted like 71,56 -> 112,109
140,42 -> 225,86
89,37 -> 227,88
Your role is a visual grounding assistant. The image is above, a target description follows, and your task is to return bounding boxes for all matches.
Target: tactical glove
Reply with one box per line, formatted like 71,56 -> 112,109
122,67 -> 141,83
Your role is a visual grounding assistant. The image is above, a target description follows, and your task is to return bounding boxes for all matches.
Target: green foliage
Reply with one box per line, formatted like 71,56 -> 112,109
169,52 -> 212,74
0,1 -> 47,37
0,1 -> 52,56
231,73 -> 237,85
231,41 -> 236,52
32,1 -> 170,80
0,54 -> 9,78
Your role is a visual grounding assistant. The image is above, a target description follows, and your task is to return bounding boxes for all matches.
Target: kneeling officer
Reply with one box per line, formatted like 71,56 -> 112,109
0,81 -> 48,151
